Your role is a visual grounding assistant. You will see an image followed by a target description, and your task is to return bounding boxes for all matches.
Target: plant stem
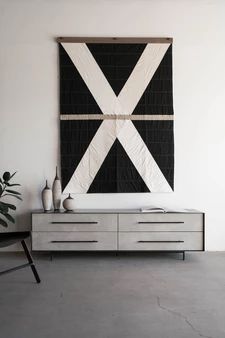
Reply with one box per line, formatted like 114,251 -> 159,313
0,182 -> 6,198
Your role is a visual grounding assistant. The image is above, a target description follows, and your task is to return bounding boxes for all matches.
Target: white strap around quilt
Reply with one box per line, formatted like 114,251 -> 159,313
62,42 -> 172,193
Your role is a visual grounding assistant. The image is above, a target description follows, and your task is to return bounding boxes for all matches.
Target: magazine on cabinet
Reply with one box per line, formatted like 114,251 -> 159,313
140,206 -> 195,213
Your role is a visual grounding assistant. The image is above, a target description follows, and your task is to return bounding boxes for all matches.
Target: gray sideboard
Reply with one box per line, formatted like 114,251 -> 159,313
31,209 -> 205,259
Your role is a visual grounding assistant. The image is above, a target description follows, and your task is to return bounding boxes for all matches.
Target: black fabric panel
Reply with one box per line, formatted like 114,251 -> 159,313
133,45 -> 173,115
59,42 -> 174,193
86,43 -> 146,96
88,139 -> 150,193
60,120 -> 102,189
133,120 -> 174,190
59,44 -> 102,115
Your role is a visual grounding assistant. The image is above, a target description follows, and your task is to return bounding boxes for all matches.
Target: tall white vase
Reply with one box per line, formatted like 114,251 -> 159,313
42,180 -> 52,212
52,167 -> 62,211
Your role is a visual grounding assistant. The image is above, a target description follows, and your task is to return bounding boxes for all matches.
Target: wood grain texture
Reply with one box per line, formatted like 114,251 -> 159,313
32,213 -> 117,232
119,213 -> 204,232
56,37 -> 173,43
32,212 -> 204,252
118,232 -> 203,251
32,232 -> 117,251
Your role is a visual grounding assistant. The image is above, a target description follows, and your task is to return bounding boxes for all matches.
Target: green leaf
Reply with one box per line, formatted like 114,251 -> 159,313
0,202 -> 9,213
5,189 -> 21,195
3,194 -> 22,201
9,172 -> 17,180
0,217 -> 8,227
4,182 -> 21,187
2,213 -> 15,223
3,172 -> 11,182
0,201 -> 16,210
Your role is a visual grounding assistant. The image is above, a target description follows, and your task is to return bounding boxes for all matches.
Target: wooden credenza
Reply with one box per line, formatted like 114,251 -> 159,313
31,210 -> 205,258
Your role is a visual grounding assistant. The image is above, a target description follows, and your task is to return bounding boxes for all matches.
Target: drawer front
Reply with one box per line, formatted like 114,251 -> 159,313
32,232 -> 117,251
32,214 -> 117,232
119,232 -> 203,251
119,213 -> 203,232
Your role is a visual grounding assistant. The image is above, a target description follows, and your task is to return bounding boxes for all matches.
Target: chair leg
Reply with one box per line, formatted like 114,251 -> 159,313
21,240 -> 41,283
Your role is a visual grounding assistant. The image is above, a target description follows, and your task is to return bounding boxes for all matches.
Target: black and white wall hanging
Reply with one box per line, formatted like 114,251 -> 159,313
58,37 -> 174,193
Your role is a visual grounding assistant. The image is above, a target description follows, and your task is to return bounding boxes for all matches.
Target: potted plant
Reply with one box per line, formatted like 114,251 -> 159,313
0,171 -> 22,227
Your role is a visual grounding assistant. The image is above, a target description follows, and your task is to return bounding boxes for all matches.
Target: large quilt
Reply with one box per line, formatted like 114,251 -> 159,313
59,38 -> 174,193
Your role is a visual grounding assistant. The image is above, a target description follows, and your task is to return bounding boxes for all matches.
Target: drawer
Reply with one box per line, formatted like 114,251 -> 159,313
119,213 -> 203,232
118,232 -> 203,251
32,232 -> 117,251
32,213 -> 117,232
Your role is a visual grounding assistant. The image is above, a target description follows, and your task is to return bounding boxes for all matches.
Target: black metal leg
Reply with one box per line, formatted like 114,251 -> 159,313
0,263 -> 31,276
183,251 -> 185,261
21,240 -> 41,283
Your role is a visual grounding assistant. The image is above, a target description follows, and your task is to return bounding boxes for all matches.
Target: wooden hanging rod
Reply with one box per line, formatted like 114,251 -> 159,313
56,37 -> 173,44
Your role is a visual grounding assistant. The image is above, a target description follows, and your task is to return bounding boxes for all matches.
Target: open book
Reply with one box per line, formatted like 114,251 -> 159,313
140,206 -> 194,213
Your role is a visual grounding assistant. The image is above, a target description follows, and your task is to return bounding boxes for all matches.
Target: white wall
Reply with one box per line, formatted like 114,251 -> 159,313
0,0 -> 225,250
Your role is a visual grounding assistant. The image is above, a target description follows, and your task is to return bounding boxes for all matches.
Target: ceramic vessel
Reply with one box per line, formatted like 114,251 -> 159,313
41,180 -> 52,212
52,167 -> 62,211
63,194 -> 75,211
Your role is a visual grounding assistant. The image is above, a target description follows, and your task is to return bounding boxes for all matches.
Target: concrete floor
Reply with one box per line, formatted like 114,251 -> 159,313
0,252 -> 224,338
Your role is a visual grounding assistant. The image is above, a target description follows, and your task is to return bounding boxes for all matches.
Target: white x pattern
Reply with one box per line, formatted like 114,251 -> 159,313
62,42 -> 172,193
